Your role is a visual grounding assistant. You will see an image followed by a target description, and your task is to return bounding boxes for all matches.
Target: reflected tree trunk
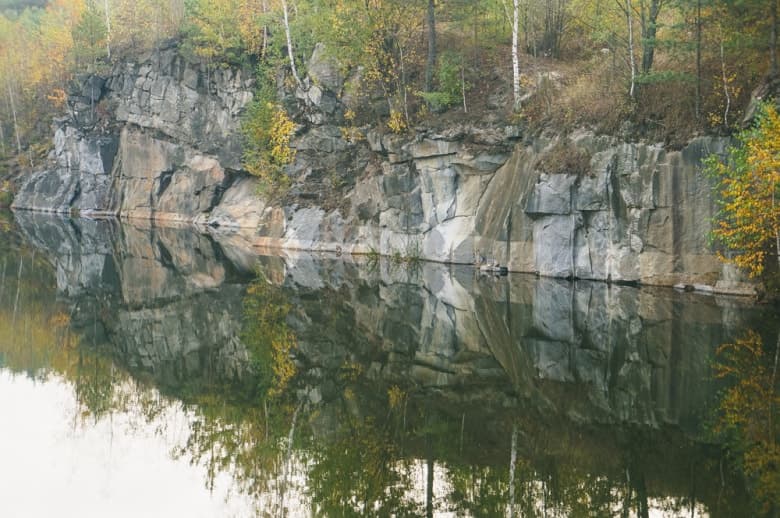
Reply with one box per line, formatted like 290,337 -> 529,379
0,259 -> 7,304
11,259 -> 22,330
507,423 -> 518,517
632,465 -> 649,518
426,436 -> 434,518
279,401 -> 302,517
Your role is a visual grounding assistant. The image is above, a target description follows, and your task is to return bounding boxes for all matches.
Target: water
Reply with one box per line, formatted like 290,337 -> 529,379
0,210 -> 777,517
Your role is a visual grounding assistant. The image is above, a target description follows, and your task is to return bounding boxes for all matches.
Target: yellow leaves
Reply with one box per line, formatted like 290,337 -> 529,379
706,103 -> 780,278
387,109 -> 406,134
268,333 -> 296,397
241,94 -> 295,194
387,385 -> 406,410
338,361 -> 363,382
268,108 -> 296,167
242,277 -> 299,399
49,311 -> 71,329
713,330 -> 780,513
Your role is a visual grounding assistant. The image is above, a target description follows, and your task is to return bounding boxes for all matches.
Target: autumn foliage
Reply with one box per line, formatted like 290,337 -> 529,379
714,330 -> 780,514
705,103 -> 780,278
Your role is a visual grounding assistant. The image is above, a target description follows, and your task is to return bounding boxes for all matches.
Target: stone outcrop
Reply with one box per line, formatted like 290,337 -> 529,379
11,42 -> 755,291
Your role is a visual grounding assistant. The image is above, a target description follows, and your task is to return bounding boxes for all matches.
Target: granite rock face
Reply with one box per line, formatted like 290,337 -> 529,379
12,43 -> 750,290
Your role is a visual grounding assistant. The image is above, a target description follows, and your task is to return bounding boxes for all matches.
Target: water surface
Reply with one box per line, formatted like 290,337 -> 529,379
0,210 -> 777,517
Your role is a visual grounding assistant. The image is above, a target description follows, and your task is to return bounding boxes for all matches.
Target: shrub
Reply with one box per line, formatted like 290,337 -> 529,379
537,139 -> 591,176
241,83 -> 296,194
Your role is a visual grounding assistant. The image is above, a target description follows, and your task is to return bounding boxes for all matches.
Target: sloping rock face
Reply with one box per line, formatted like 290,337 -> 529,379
13,43 -> 746,289
13,40 -> 253,219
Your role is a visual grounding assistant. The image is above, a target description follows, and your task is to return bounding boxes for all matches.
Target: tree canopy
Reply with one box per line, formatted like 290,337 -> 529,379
0,0 -> 778,163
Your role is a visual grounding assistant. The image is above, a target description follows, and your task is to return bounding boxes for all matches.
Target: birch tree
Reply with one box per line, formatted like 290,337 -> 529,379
501,0 -> 521,110
616,0 -> 637,99
425,0 -> 436,94
281,0 -> 302,87
512,0 -> 520,110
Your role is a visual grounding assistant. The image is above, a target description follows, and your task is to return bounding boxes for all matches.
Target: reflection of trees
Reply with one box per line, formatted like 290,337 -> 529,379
1,232 -> 768,517
714,330 -> 780,516
242,275 -> 298,398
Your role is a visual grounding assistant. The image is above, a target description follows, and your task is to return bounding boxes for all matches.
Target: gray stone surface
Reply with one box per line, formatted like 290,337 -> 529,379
12,42 -> 752,290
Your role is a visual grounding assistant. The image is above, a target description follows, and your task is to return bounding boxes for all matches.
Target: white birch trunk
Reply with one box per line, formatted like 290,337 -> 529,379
6,79 -> 21,155
281,0 -> 302,87
104,0 -> 111,59
626,0 -> 637,99
512,0 -> 521,110
720,38 -> 731,128
0,117 -> 6,156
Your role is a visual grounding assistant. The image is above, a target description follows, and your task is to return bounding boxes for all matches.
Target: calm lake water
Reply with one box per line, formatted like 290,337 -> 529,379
0,210 -> 778,518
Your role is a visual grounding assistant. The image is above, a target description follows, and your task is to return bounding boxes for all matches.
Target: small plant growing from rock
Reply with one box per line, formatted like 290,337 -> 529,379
537,139 -> 591,176
387,109 -> 407,134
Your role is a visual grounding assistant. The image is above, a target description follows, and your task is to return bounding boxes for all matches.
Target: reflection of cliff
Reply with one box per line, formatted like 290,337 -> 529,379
13,212 -> 253,395
14,211 -> 776,429
12,212 -> 778,515
260,255 -> 771,436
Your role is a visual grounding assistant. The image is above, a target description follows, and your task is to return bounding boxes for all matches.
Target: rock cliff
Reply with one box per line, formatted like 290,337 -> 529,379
11,42 -> 752,291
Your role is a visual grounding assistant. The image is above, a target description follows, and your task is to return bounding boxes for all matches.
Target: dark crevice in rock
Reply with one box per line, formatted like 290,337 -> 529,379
157,168 -> 175,197
156,240 -> 174,268
209,170 -> 237,211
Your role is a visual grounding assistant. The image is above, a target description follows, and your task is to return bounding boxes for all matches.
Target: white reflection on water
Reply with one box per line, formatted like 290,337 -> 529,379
0,369 -> 253,518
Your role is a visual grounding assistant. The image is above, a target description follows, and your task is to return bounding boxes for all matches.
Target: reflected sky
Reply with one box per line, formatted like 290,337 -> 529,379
0,370 -> 254,518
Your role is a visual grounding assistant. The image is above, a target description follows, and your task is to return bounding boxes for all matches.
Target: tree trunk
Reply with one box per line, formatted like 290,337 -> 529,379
774,182 -> 779,272
640,0 -> 661,74
512,0 -> 521,110
425,0 -> 436,93
695,0 -> 702,121
625,0 -> 637,99
398,42 -> 409,122
281,0 -> 302,87
720,37 -> 731,128
104,0 -> 111,59
261,0 -> 269,59
6,79 -> 21,155
0,117 -> 6,157
772,0 -> 778,78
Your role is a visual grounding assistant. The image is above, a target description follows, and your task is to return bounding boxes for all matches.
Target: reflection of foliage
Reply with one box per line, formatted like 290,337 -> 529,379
306,411 -> 420,517
714,330 -> 780,514
242,276 -> 298,398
